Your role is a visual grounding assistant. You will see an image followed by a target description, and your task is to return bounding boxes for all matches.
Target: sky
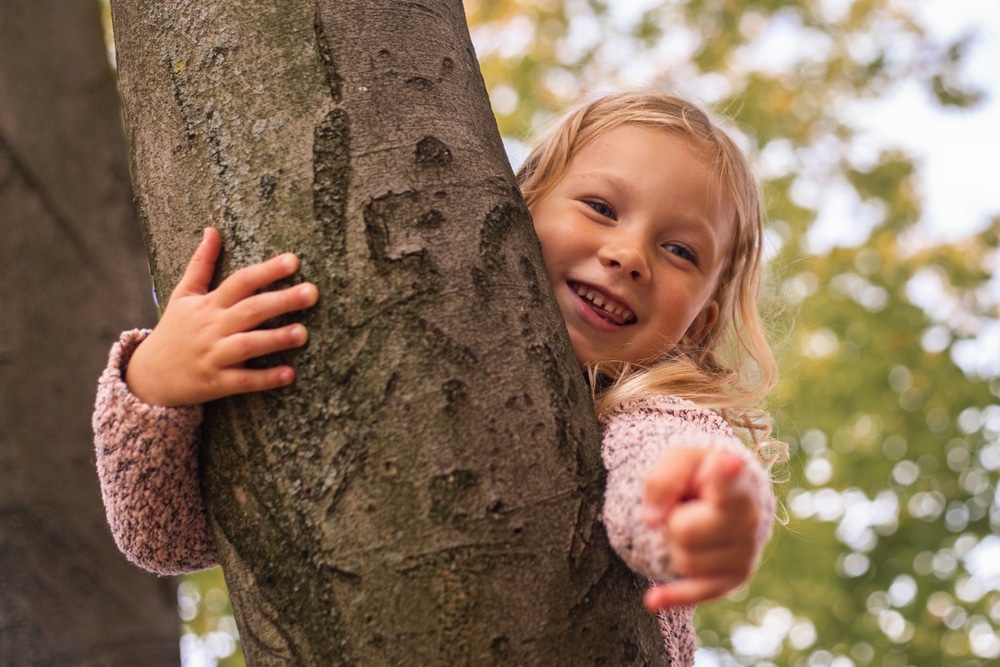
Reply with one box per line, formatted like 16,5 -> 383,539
873,0 -> 1000,379
726,0 -> 1000,253
745,0 -> 1000,380
845,0 -> 1000,245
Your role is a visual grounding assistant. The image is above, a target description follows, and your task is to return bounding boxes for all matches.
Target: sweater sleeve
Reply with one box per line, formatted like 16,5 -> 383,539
599,395 -> 774,582
92,329 -> 220,575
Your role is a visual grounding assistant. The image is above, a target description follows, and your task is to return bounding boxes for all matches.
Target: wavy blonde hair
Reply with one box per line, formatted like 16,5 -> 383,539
517,92 -> 781,457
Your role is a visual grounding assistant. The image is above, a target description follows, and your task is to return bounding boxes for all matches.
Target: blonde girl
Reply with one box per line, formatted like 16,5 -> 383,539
94,91 -> 780,666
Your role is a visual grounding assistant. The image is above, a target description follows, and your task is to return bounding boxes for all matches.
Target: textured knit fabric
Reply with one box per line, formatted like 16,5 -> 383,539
598,396 -> 775,666
93,330 -> 219,573
599,396 -> 774,580
93,329 -> 774,665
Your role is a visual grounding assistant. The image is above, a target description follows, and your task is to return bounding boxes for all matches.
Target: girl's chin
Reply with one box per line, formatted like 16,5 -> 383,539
567,335 -> 615,369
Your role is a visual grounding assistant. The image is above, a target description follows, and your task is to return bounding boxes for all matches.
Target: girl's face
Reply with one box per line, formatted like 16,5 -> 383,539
530,125 -> 734,368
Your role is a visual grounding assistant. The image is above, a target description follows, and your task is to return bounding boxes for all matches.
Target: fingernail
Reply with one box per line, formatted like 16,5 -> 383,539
293,324 -> 308,345
300,284 -> 315,302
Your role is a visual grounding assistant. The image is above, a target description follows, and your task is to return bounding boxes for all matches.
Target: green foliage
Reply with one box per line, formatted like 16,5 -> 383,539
167,1 -> 998,664
179,568 -> 244,667
736,225 -> 1000,665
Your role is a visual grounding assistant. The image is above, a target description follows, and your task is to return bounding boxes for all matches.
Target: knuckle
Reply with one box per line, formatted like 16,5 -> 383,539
671,551 -> 692,574
242,298 -> 268,321
229,265 -> 256,288
232,373 -> 257,394
233,334 -> 257,359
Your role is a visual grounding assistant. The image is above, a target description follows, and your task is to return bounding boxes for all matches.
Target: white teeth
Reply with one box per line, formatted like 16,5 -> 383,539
573,284 -> 634,322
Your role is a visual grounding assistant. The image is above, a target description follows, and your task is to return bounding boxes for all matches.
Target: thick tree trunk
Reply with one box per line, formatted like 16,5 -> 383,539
110,0 -> 665,664
0,0 -> 179,664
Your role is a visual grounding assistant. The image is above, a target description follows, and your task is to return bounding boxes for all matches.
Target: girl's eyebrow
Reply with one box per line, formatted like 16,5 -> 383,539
572,171 -> 723,254
571,170 -> 630,191
569,171 -> 641,204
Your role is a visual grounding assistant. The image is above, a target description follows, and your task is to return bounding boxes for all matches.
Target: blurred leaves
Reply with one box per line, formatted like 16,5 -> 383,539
178,568 -> 244,667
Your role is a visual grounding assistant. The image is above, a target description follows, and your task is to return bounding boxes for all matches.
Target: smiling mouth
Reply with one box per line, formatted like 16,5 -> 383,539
571,282 -> 636,325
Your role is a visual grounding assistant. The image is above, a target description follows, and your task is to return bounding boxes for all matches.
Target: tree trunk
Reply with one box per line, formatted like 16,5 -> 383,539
110,0 -> 665,664
0,0 -> 179,664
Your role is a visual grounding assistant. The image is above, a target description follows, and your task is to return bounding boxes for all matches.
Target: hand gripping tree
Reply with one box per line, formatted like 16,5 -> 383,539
109,0 -> 665,663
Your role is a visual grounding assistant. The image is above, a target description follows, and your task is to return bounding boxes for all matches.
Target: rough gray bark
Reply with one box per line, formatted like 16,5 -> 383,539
110,0 -> 666,664
0,0 -> 179,664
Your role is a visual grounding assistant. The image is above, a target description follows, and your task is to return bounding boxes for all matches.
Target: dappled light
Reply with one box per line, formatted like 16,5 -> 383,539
178,569 -> 243,667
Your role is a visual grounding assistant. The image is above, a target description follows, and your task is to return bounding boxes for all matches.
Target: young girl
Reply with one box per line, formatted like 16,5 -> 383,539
94,92 -> 780,665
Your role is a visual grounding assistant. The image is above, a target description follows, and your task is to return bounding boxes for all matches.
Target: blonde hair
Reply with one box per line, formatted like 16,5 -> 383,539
517,92 -> 781,456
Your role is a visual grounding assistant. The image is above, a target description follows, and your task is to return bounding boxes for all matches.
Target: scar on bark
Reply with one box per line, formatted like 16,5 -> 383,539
313,9 -> 341,101
313,109 -> 350,259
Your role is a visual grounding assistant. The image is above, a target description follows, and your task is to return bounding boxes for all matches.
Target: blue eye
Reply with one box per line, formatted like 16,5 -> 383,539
584,198 -> 616,219
664,243 -> 698,265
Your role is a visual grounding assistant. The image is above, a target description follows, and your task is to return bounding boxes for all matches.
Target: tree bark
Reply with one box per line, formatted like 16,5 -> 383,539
0,0 -> 179,664
110,0 -> 665,664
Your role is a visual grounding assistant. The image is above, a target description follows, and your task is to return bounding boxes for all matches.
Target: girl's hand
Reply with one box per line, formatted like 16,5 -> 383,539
126,228 -> 319,406
640,448 -> 762,611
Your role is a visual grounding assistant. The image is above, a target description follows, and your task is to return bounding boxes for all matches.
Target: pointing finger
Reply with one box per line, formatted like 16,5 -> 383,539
644,575 -> 742,610
695,451 -> 751,508
643,448 -> 703,526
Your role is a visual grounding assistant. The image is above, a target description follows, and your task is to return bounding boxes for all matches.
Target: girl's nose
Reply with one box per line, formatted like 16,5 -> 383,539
598,238 -> 650,282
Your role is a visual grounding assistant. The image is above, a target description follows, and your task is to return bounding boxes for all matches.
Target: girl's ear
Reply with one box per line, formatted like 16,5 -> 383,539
687,300 -> 719,345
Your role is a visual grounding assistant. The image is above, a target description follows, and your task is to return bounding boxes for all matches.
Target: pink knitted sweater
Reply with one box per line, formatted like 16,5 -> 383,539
93,329 -> 774,665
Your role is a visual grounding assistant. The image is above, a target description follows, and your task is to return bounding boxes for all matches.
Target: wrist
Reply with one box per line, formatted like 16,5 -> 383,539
123,341 -> 151,404
124,338 -> 172,406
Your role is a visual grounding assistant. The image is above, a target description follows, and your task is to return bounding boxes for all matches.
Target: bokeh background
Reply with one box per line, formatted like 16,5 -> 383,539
98,0 -> 1000,665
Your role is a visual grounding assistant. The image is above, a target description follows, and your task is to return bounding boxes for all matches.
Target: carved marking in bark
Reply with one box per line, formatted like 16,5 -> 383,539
412,317 -> 478,368
415,135 -> 453,166
518,255 -> 544,304
363,191 -> 435,267
313,108 -> 349,263
312,7 -> 341,102
479,201 -> 519,273
428,468 -> 478,528
439,56 -> 455,79
440,377 -> 468,415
